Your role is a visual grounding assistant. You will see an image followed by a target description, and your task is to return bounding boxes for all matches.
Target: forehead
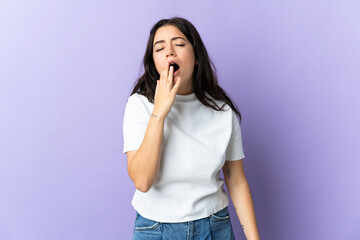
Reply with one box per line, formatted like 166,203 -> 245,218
153,25 -> 187,43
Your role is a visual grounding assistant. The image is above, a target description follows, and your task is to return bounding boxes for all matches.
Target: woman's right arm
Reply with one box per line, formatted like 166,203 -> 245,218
127,112 -> 165,193
127,62 -> 181,192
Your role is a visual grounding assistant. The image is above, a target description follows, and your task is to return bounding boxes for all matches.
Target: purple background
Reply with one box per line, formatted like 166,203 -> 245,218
1,1 -> 359,239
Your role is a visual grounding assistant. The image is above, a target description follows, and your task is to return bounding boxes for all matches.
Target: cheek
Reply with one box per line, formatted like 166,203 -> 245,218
154,54 -> 165,67
184,49 -> 196,63
153,55 -> 161,72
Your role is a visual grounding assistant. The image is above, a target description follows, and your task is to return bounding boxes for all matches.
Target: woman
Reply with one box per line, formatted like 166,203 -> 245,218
123,17 -> 260,240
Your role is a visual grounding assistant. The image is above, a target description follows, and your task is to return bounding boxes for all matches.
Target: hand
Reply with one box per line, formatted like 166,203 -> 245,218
153,62 -> 181,119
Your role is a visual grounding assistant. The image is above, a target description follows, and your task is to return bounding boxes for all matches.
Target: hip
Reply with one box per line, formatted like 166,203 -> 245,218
132,206 -> 236,240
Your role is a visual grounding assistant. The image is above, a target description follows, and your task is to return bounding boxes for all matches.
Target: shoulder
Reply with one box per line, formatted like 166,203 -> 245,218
124,93 -> 154,117
126,93 -> 152,106
127,92 -> 143,102
204,92 -> 231,111
124,93 -> 151,120
203,92 -> 233,116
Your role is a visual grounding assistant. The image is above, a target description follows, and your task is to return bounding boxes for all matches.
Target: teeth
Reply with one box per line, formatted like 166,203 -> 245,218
169,62 -> 180,72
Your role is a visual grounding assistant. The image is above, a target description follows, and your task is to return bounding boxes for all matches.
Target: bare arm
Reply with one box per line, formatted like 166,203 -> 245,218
127,112 -> 165,192
126,61 -> 181,192
222,160 -> 260,240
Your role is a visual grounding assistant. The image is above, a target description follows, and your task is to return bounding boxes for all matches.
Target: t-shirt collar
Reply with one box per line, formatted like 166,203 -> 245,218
174,92 -> 197,102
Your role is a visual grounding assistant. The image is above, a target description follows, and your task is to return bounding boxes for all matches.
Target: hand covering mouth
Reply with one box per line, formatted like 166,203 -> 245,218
169,62 -> 180,72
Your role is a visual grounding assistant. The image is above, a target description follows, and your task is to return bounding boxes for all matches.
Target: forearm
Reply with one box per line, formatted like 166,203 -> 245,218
129,110 -> 165,192
228,181 -> 260,240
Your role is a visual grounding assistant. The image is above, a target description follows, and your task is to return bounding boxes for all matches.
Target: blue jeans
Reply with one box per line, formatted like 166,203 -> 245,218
132,206 -> 236,240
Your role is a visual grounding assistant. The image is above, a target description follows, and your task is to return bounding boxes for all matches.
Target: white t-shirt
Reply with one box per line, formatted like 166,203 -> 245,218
122,92 -> 245,222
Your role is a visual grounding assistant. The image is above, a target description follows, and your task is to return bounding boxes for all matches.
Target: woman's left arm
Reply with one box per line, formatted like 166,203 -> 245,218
222,159 -> 260,240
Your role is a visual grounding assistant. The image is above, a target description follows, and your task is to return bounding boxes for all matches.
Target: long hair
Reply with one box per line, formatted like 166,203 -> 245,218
130,17 -> 242,123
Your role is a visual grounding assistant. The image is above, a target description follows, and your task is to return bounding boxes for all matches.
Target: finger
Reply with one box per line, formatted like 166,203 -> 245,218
162,61 -> 169,71
168,65 -> 174,84
160,62 -> 169,83
155,80 -> 159,95
171,77 -> 181,93
160,69 -> 166,83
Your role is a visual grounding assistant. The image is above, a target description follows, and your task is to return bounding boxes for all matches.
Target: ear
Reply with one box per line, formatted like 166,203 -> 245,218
195,59 -> 198,65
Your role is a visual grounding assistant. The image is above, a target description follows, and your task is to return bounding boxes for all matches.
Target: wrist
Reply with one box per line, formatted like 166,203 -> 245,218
151,109 -> 166,121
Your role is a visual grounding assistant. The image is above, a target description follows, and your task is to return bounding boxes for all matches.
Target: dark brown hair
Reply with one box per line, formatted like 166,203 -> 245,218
129,17 -> 242,123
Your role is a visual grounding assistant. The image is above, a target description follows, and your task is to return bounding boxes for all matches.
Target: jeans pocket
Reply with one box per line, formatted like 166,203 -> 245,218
210,206 -> 231,222
134,212 -> 161,232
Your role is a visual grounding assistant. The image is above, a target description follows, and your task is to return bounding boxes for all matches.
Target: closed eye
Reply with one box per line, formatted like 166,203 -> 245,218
155,44 -> 185,52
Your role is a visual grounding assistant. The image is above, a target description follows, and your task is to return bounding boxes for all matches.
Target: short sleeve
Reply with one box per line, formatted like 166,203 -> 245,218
225,110 -> 245,161
122,95 -> 149,154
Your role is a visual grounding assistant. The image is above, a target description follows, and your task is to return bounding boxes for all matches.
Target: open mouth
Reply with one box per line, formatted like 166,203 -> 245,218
169,62 -> 180,72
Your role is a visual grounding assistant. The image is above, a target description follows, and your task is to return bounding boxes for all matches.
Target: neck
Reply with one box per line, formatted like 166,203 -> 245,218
177,89 -> 194,95
176,77 -> 194,95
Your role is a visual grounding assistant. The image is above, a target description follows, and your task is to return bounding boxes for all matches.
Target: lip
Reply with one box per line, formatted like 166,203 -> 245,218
174,68 -> 180,76
168,60 -> 179,66
168,61 -> 180,72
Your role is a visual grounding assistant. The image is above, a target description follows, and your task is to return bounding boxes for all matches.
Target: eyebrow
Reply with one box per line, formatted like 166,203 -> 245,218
153,37 -> 186,47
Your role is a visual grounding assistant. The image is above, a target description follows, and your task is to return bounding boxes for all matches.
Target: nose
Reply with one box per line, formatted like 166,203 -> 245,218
166,45 -> 176,57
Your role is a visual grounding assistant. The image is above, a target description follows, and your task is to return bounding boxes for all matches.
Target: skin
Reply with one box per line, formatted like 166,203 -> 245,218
222,160 -> 260,239
152,25 -> 198,95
